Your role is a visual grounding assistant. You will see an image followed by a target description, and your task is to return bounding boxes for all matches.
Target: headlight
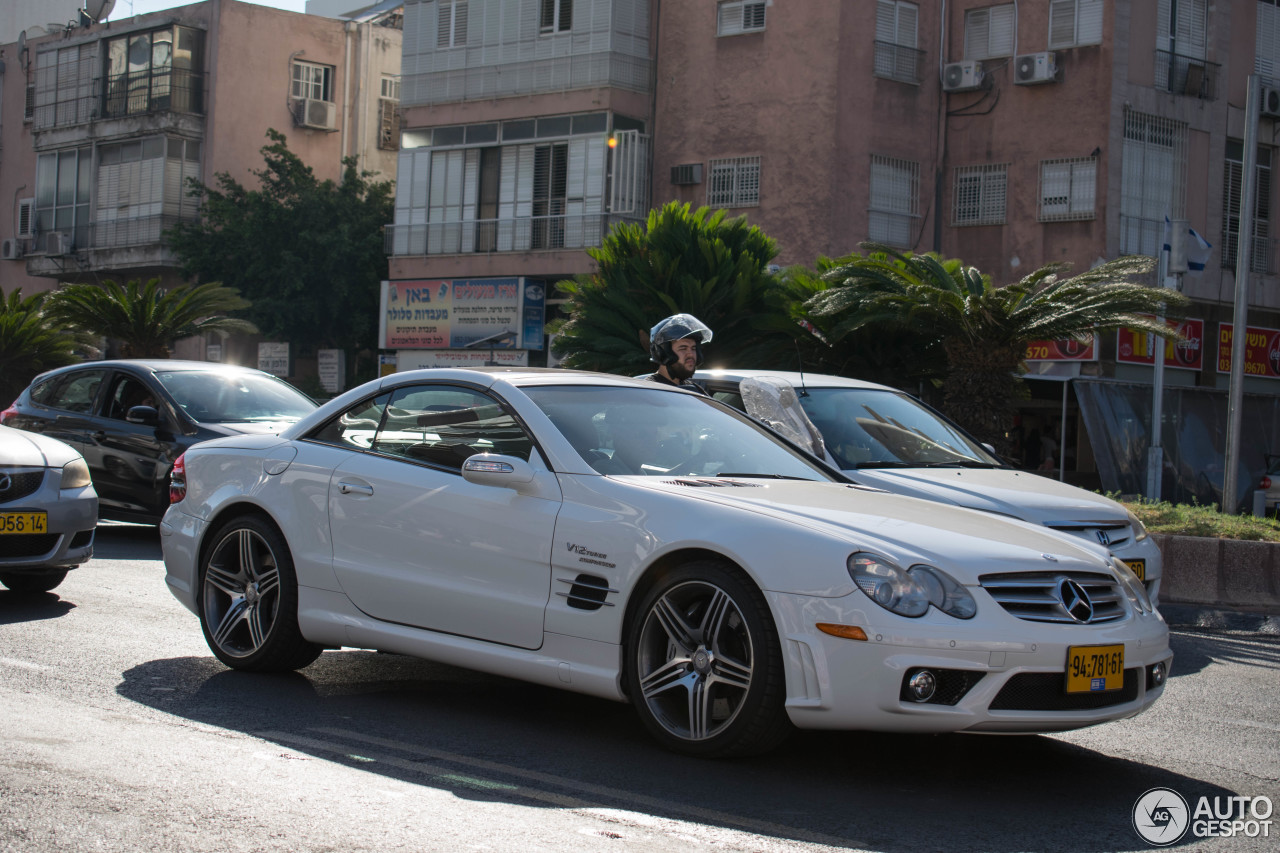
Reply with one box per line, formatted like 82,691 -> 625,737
1112,556 -> 1153,613
1127,510 -> 1150,542
60,458 -> 92,490
848,553 -> 976,619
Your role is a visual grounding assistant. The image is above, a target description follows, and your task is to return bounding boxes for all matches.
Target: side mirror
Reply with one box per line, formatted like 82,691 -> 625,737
126,405 -> 160,426
461,454 -> 537,491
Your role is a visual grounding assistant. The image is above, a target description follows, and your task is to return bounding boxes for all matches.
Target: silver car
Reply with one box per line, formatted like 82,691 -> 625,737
0,423 -> 98,593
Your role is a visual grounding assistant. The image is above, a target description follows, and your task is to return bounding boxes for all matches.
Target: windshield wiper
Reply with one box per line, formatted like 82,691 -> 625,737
920,460 -> 997,468
849,461 -> 917,469
715,472 -> 814,480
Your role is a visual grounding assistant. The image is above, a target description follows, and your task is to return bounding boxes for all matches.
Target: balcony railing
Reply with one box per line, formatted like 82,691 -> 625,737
90,214 -> 188,249
1153,50 -> 1218,100
873,41 -> 925,85
385,212 -> 644,256
103,68 -> 206,119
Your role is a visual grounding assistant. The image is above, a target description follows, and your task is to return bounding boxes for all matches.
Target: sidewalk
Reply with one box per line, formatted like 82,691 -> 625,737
1159,602 -> 1280,635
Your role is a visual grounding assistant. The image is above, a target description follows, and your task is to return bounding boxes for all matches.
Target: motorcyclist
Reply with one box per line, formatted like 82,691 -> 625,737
644,313 -> 712,395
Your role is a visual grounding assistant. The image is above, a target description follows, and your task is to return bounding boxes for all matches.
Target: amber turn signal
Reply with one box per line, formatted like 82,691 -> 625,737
816,623 -> 868,641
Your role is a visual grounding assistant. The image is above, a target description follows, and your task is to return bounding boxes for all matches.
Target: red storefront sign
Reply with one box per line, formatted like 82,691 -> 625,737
1217,323 -> 1280,378
1117,316 -> 1204,370
1025,336 -> 1097,361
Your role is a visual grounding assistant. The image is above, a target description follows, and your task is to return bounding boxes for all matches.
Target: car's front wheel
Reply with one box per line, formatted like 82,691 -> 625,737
0,570 -> 67,593
625,561 -> 791,757
198,514 -> 321,672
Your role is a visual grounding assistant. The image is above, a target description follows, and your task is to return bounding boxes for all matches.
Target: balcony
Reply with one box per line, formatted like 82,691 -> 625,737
385,212 -> 644,256
103,68 -> 206,119
873,41 -> 925,86
1153,50 -> 1218,100
24,214 -> 189,278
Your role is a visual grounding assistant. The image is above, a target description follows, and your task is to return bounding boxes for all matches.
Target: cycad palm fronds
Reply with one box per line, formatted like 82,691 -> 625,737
0,289 -> 82,403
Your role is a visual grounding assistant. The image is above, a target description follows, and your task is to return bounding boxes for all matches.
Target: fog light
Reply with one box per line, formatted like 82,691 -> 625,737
1147,661 -> 1167,688
906,670 -> 937,703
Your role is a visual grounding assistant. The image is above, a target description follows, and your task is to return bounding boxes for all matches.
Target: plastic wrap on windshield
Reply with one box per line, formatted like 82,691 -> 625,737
739,377 -> 826,460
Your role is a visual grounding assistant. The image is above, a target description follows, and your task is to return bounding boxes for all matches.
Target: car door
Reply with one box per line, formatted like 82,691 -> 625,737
40,368 -> 109,461
328,382 -> 562,650
88,371 -> 180,518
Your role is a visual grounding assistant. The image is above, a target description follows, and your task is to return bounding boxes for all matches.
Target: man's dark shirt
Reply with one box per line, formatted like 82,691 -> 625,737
643,372 -> 708,395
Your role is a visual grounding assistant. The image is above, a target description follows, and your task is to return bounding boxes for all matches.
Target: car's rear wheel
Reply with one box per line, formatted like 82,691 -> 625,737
198,514 -> 321,672
625,561 -> 791,757
0,570 -> 67,593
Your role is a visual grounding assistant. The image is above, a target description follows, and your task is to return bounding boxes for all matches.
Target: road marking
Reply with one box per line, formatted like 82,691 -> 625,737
0,656 -> 49,671
260,727 -> 860,851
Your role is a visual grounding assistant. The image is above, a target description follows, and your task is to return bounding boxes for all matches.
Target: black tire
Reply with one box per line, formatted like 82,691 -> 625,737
198,514 -> 321,672
624,560 -> 791,757
0,570 -> 67,593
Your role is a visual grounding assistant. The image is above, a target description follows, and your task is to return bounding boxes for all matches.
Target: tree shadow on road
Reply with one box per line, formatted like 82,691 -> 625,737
118,650 -> 1236,853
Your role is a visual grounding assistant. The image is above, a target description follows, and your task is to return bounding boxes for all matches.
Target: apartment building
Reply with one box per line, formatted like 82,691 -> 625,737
0,0 -> 402,301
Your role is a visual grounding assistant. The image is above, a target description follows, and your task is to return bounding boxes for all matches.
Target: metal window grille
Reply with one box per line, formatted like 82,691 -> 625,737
717,1 -> 766,37
1039,157 -> 1097,221
875,0 -> 921,83
964,4 -> 1015,60
1222,141 -> 1272,273
869,154 -> 920,247
707,156 -> 761,208
953,164 -> 1007,226
1119,109 -> 1187,256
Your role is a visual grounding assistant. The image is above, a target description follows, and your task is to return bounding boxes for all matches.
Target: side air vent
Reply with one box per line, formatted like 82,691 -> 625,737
557,573 -> 616,611
662,478 -> 764,488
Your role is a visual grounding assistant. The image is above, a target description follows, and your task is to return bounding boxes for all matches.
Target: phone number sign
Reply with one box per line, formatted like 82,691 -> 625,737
1026,336 -> 1097,361
1217,323 -> 1280,378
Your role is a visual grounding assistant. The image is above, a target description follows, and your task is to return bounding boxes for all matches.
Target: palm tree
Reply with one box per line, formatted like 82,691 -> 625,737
552,202 -> 801,374
808,244 -> 1189,454
0,290 -> 82,405
45,278 -> 258,359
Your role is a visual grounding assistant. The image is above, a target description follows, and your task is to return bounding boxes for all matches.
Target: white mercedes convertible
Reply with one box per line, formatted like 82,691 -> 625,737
161,368 -> 1170,757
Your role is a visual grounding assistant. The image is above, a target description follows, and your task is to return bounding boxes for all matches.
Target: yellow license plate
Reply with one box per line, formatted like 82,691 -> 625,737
1066,644 -> 1124,693
0,511 -> 48,535
1123,558 -> 1145,580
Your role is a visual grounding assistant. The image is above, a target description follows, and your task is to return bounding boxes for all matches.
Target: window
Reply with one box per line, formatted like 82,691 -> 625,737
438,0 -> 469,48
717,1 -> 766,37
1157,0 -> 1207,60
372,386 -> 533,468
379,75 -> 400,151
1049,0 -> 1104,48
380,74 -> 401,101
95,136 -> 202,248
869,154 -> 919,247
540,0 -> 573,34
17,199 -> 35,238
953,164 -> 1007,226
875,0 -> 920,83
310,393 -> 391,450
1223,140 -> 1272,273
964,4 -> 1015,60
1258,1 -> 1280,78
1119,110 -> 1187,256
46,370 -> 107,415
103,26 -> 204,119
1039,157 -> 1097,221
291,60 -> 333,101
33,44 -> 96,129
707,156 -> 761,208
34,147 -> 92,251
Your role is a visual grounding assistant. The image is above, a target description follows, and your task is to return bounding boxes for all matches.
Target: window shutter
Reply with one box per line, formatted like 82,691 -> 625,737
1077,0 -> 1103,45
898,3 -> 918,49
876,1 -> 896,42
1071,160 -> 1097,214
17,199 -> 35,237
964,9 -> 989,59
1259,3 -> 1280,76
989,5 -> 1015,57
1049,0 -> 1076,48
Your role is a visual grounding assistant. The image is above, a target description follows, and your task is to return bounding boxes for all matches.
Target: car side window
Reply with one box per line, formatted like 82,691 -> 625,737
47,370 -> 107,414
106,376 -> 156,421
373,385 -> 533,470
308,393 -> 391,450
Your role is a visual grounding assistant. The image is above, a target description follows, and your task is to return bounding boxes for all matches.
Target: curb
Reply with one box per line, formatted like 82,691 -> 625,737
1159,603 -> 1280,635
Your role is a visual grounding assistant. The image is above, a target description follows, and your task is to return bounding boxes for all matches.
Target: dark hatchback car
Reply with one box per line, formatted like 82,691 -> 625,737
1,360 -> 317,524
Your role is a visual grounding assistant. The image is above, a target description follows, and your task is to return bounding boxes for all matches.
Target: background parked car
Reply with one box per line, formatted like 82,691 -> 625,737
1,361 -> 316,524
699,369 -> 1164,604
0,423 -> 97,593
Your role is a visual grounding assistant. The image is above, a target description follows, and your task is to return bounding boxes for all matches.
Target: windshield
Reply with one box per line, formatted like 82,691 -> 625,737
795,387 -> 1000,469
524,385 -> 835,480
156,370 -> 316,423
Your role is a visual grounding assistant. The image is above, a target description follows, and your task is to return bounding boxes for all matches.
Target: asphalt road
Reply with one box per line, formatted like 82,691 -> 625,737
1,524 -> 1277,853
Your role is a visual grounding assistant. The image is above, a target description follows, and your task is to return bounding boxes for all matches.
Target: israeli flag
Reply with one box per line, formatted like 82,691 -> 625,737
1163,216 -> 1214,276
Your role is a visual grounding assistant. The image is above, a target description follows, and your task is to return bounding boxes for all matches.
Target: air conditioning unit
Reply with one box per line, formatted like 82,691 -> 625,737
50,231 -> 72,255
1262,85 -> 1280,118
292,97 -> 337,131
670,164 -> 703,185
1014,51 -> 1058,85
1,238 -> 22,260
942,61 -> 984,92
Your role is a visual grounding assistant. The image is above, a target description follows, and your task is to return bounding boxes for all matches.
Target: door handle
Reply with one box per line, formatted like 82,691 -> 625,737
338,481 -> 374,496
93,430 -> 106,441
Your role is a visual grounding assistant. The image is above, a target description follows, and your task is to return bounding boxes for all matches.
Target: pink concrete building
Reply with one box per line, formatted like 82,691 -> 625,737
0,0 -> 401,297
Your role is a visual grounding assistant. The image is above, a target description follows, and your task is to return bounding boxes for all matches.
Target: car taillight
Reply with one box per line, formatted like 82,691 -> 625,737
1263,476 -> 1273,490
169,453 -> 187,504
0,404 -> 17,424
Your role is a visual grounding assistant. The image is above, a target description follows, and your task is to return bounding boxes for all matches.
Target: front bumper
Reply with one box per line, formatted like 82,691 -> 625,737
0,486 -> 97,573
767,589 -> 1171,734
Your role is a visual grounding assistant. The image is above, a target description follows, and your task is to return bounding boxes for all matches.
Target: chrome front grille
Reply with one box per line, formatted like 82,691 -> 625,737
1045,521 -> 1131,549
0,468 -> 45,504
979,571 -> 1127,624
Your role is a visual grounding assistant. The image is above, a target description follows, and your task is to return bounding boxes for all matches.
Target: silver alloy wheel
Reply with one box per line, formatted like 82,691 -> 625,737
634,579 -> 755,742
201,527 -> 282,659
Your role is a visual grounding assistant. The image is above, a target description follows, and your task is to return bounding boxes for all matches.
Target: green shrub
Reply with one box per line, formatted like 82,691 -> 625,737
1116,496 -> 1280,542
